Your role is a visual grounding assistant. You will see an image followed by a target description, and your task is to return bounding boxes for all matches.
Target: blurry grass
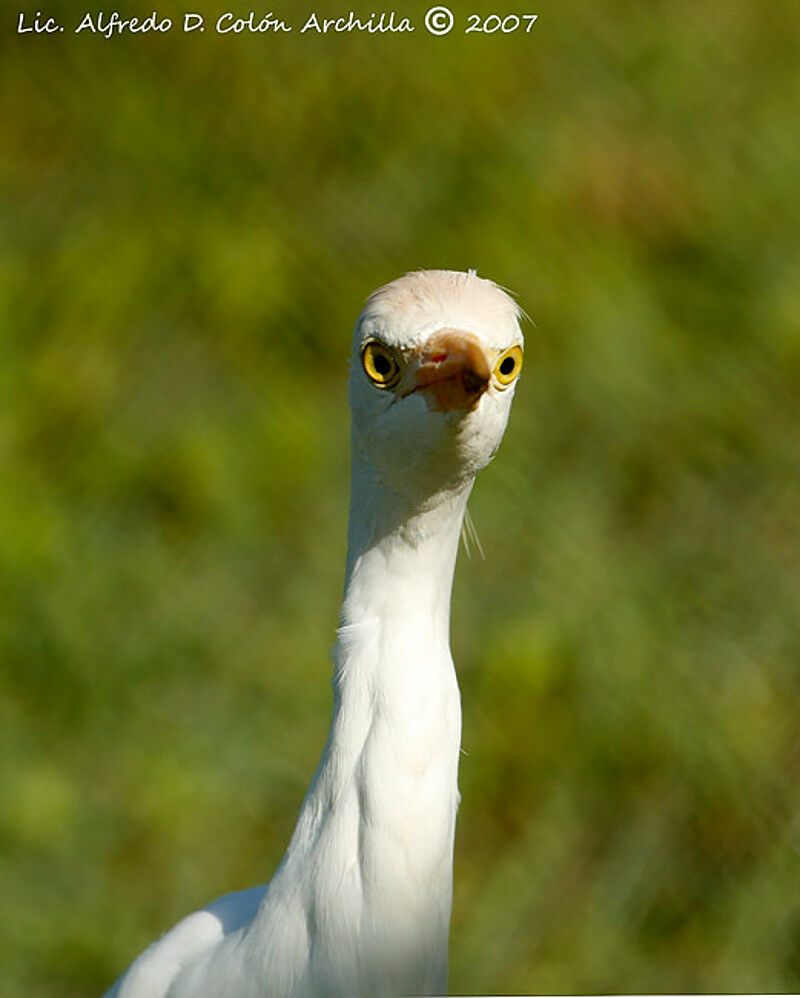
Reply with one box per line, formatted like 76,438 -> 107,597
2,0 -> 800,994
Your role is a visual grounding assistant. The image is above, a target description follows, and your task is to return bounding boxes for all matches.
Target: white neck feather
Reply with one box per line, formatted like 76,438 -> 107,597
343,457 -> 472,651
250,458 -> 472,996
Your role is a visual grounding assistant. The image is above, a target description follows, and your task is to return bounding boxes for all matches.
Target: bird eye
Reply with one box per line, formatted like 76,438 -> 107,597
361,341 -> 401,389
493,345 -> 523,387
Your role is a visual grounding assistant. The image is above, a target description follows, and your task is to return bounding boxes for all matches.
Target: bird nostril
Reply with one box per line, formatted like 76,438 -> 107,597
462,369 -> 489,393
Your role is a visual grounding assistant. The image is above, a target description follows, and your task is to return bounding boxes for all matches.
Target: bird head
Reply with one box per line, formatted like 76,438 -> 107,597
349,270 -> 524,505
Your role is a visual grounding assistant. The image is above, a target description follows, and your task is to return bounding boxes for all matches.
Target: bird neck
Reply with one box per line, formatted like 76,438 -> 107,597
312,465 -> 470,987
342,462 -> 473,641
328,463 -> 472,785
252,464 -> 473,994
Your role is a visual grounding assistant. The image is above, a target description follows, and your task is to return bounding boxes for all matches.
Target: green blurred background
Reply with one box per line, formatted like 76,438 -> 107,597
2,0 -> 800,994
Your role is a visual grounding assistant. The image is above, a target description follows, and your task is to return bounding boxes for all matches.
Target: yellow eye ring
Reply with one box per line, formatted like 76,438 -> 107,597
494,345 -> 523,387
361,341 -> 401,389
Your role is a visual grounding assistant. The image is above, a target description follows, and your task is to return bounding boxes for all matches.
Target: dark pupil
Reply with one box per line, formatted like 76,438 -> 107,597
373,352 -> 392,376
499,356 -> 516,376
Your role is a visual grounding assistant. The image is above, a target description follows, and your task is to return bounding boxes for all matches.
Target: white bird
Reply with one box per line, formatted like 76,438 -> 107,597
104,269 -> 525,998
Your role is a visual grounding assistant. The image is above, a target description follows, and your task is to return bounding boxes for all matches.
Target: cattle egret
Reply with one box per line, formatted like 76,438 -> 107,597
104,269 -> 525,998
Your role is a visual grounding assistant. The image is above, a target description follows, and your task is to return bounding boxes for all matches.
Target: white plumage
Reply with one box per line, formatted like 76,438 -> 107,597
105,270 -> 524,998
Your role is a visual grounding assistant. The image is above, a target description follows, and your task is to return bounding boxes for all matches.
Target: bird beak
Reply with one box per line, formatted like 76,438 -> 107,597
405,329 -> 492,412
